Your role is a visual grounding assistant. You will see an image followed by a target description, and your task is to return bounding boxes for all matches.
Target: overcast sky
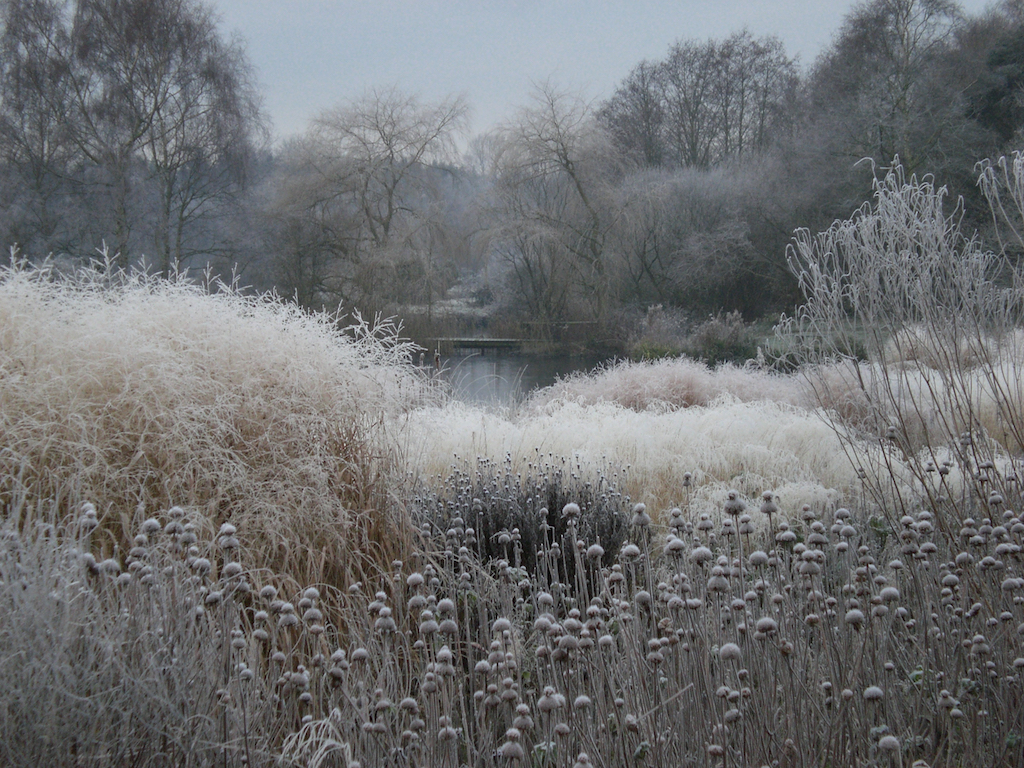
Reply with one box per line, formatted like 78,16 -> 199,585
210,0 -> 1000,143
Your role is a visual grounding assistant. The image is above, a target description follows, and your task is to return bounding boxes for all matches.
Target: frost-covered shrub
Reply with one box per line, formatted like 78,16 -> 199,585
527,355 -> 810,412
781,158 -> 1024,528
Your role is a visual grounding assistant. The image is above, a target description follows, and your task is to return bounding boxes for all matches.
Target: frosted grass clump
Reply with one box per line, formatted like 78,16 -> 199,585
399,396 -> 889,514
525,355 -> 813,412
0,258 -> 432,589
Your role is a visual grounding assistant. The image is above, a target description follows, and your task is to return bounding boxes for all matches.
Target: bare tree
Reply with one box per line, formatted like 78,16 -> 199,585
806,0 -> 964,174
715,31 -> 797,160
0,0 -> 266,268
604,31 -> 796,171
491,83 -> 622,332
661,38 -> 721,169
598,60 -> 665,167
0,0 -> 78,252
269,88 -> 468,311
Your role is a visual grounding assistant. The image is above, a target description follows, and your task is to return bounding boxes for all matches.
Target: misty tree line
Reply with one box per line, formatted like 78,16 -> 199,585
2,0 -> 1024,341
0,0 -> 264,276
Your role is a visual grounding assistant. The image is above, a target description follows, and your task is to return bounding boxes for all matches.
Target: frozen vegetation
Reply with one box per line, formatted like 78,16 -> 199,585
2,158 -> 1024,766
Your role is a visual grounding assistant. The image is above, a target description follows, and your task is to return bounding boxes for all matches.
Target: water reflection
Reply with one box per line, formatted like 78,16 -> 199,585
426,353 -> 609,406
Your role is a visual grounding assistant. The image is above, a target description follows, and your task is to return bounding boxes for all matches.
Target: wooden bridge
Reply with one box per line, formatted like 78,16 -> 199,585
431,337 -> 523,354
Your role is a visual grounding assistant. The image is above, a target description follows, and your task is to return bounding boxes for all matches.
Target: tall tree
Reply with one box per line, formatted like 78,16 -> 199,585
0,0 -> 78,253
598,60 -> 664,167
661,38 -> 721,169
806,0 -> 964,174
491,83 -> 622,332
268,88 -> 468,311
600,31 -> 796,170
0,0 -> 265,269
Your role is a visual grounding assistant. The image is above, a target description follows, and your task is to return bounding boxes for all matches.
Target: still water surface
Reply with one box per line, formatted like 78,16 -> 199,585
426,352 -> 609,406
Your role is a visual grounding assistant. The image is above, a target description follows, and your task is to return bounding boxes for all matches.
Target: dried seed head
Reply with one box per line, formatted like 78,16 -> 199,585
259,585 -> 278,601
719,643 -> 742,662
724,491 -> 745,516
437,598 -> 455,615
499,742 -> 524,760
749,550 -> 769,566
439,618 -> 459,635
537,687 -> 565,713
691,546 -> 714,564
708,573 -> 730,593
664,536 -> 686,555
878,735 -> 900,751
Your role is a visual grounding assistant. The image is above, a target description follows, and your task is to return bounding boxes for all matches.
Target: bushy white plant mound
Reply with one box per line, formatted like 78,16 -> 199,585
399,395 -> 880,521
525,356 -> 811,412
0,259 -> 427,587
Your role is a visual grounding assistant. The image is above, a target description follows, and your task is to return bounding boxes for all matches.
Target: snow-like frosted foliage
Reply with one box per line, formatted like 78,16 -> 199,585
783,158 -> 1024,526
0,258 -> 430,587
525,355 -> 811,412
398,395 -> 879,521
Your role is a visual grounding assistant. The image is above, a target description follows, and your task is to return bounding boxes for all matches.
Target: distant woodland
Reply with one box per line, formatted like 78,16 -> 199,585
3,0 -> 1024,349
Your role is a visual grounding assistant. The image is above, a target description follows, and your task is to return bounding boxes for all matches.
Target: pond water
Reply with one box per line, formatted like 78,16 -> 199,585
419,352 -> 610,407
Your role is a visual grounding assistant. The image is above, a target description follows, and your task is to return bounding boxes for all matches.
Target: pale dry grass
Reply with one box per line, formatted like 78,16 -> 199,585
0,258 -> 430,591
397,395 -> 881,524
526,356 -> 812,412
807,345 -> 1024,456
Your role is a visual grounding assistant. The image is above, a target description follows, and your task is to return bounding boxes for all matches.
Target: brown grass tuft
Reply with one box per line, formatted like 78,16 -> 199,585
0,259 -> 428,591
